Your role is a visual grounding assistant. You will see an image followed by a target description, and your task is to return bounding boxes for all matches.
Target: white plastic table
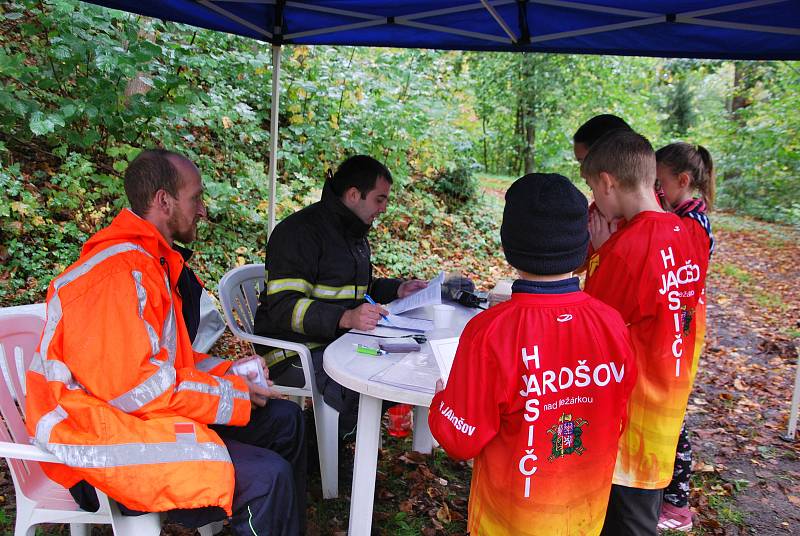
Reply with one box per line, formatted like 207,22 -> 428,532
323,302 -> 478,536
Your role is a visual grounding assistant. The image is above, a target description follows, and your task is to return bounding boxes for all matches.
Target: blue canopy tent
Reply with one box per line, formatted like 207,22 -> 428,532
84,1 -> 800,58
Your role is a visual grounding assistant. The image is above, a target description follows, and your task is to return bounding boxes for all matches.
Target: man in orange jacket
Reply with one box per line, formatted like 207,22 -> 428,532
26,149 -> 306,535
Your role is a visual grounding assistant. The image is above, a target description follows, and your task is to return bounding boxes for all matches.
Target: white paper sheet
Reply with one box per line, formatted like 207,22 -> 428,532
230,358 -> 269,389
370,351 -> 439,394
429,337 -> 460,386
386,271 -> 445,315
378,314 -> 432,332
349,326 -> 419,337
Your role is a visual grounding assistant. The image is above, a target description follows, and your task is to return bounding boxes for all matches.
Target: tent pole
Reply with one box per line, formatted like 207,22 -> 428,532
268,44 -> 282,237
786,344 -> 800,440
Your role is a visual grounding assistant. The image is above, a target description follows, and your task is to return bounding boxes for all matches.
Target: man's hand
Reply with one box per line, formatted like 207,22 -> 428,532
245,370 -> 284,407
435,378 -> 444,394
398,279 -> 427,298
338,303 -> 388,331
230,355 -> 282,407
246,375 -> 271,407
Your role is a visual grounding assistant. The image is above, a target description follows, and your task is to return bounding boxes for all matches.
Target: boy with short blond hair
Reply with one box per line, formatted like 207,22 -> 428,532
581,130 -> 708,535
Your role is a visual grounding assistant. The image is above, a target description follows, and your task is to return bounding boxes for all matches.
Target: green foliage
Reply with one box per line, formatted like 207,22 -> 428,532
662,77 -> 695,136
659,60 -> 698,137
0,0 -> 494,305
467,52 -> 662,180
686,61 -> 800,224
431,156 -> 480,208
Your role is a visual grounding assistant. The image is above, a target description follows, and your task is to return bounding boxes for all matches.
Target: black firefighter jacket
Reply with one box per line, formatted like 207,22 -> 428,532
253,181 -> 401,366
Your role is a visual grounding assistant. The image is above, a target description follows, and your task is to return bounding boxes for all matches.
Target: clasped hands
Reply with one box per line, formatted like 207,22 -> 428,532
230,355 -> 282,407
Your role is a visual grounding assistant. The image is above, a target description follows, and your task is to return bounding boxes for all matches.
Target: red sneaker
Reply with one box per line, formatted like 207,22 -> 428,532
657,502 -> 693,532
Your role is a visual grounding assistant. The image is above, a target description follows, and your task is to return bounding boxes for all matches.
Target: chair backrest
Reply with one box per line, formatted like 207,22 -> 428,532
0,314 -> 50,493
218,263 -> 266,338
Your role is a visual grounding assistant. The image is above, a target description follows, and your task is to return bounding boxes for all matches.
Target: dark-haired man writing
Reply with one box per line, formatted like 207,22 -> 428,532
254,155 -> 425,436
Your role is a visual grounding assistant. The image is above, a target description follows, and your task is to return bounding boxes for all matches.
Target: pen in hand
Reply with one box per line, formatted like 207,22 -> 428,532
363,293 -> 391,325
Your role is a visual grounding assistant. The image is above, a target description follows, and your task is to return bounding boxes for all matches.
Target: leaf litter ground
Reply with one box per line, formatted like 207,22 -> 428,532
1,212 -> 797,535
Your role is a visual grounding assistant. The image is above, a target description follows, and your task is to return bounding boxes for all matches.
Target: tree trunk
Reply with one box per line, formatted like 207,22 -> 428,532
482,116 -> 489,173
521,54 -> 536,174
731,61 -> 756,119
510,100 -> 522,175
523,111 -> 535,174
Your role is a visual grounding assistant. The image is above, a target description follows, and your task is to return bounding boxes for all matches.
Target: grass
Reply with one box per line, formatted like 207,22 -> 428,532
476,173 -> 517,191
691,472 -> 749,530
707,494 -> 745,526
476,172 -> 592,196
786,328 -> 800,339
715,262 -> 787,311
714,211 -> 799,241
717,262 -> 752,285
753,290 -> 786,311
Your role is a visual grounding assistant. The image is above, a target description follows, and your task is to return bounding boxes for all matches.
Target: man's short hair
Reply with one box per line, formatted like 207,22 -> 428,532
329,155 -> 393,198
581,130 -> 656,191
124,149 -> 184,216
573,114 -> 632,147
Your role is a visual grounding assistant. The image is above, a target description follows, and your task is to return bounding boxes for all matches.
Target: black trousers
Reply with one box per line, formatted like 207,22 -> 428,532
215,399 -> 306,535
271,347 -> 360,440
600,484 -> 664,536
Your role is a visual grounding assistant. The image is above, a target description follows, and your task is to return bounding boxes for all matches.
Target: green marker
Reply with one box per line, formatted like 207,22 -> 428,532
356,344 -> 387,356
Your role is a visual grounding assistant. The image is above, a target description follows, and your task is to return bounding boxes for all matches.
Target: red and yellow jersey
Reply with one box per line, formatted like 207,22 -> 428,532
584,211 -> 708,489
429,279 -> 636,536
673,198 -> 714,378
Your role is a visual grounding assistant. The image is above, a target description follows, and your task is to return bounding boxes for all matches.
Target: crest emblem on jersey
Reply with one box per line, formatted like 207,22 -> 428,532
547,413 -> 587,461
681,305 -> 695,336
587,253 -> 600,278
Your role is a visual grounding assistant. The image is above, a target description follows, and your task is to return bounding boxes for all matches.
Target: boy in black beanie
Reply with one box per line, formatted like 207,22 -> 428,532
430,173 -> 637,536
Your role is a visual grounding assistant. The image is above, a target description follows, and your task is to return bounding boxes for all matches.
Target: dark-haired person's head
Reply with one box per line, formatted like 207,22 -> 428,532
573,114 -> 633,163
124,149 -> 206,244
329,155 -> 393,225
656,142 -> 716,210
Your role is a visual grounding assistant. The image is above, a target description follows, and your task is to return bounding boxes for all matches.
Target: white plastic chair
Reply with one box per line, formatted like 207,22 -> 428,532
219,263 -> 340,499
0,312 -> 220,536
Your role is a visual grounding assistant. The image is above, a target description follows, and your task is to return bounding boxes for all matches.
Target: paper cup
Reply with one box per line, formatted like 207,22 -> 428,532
433,304 -> 455,328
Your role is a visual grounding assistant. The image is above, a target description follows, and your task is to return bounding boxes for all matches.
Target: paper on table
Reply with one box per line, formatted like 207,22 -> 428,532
349,326 -> 418,337
378,314 -> 432,332
370,351 -> 439,394
386,271 -> 445,315
429,337 -> 460,386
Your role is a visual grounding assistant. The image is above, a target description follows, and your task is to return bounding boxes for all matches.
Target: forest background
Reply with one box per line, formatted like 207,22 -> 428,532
2,0 -> 798,307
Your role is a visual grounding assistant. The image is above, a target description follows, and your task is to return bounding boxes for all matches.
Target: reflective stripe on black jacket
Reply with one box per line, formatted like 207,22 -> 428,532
253,181 -> 400,365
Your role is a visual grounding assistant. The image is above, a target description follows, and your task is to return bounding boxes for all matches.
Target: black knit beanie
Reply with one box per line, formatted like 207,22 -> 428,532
501,173 -> 589,275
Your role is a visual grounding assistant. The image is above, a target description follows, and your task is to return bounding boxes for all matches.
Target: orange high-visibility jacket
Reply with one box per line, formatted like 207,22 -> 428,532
25,209 -> 251,514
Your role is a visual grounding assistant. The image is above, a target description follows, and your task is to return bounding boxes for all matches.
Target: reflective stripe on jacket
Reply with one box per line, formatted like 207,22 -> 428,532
25,209 -> 251,514
253,181 -> 400,365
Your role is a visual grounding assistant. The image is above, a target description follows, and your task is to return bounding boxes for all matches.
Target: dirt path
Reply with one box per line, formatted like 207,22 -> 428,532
686,214 -> 800,535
